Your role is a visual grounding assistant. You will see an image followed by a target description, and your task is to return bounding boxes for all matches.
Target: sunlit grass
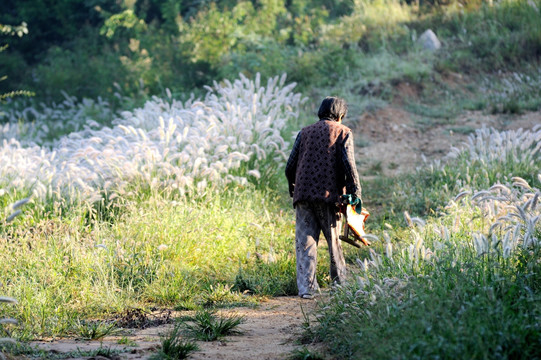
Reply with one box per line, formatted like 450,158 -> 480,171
0,187 -> 297,338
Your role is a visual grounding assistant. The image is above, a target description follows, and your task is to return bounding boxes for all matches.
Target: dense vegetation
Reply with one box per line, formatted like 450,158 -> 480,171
0,0 -> 540,358
2,0 -> 541,107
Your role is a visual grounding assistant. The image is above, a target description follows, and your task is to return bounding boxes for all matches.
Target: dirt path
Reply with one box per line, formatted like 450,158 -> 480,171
30,297 -> 319,360
188,297 -> 318,360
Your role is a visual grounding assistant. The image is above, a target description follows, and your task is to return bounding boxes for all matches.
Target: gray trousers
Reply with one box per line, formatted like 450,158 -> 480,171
295,201 -> 347,296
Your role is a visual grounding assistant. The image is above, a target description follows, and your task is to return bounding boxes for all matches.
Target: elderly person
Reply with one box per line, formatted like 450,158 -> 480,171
285,96 -> 362,299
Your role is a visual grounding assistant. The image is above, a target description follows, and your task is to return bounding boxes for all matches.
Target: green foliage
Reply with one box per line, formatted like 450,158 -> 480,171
3,0 -> 541,108
135,0 -> 182,34
0,27 -> 140,103
181,309 -> 244,341
150,323 -> 199,360
74,320 -> 118,340
177,0 -> 288,65
0,21 -> 34,102
32,33 -> 140,102
0,0 -> 119,61
100,9 -> 147,39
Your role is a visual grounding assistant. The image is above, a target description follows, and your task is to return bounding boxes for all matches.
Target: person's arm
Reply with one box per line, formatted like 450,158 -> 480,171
341,131 -> 362,201
285,132 -> 302,197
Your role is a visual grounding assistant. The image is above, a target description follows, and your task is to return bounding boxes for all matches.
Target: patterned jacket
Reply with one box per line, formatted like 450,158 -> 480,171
285,119 -> 362,206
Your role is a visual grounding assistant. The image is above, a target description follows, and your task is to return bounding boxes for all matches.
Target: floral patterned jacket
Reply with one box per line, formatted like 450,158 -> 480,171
285,119 -> 362,206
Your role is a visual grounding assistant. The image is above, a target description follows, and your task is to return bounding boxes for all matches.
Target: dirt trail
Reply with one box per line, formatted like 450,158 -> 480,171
188,297 -> 318,360
30,297 -> 319,360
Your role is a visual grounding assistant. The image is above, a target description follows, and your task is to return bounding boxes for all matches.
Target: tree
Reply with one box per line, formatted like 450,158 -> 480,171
0,21 -> 34,102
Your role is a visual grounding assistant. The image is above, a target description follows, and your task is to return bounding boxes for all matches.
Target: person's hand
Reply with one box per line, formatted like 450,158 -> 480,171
341,194 -> 362,214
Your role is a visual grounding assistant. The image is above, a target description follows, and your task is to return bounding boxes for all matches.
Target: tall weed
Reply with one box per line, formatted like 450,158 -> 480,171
0,73 -> 304,214
385,125 -> 541,218
0,94 -> 116,147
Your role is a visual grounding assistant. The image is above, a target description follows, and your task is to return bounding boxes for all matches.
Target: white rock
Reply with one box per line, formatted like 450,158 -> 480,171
418,29 -> 441,51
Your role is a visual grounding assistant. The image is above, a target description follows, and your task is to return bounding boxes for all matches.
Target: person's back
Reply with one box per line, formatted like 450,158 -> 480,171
285,96 -> 363,299
292,118 -> 350,206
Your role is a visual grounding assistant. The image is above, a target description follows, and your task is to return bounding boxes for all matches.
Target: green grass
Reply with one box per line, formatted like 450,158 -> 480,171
73,320 -> 118,340
0,187 -> 297,339
150,323 -> 199,360
311,243 -> 541,359
233,256 -> 299,296
427,0 -> 541,73
181,309 -> 244,341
